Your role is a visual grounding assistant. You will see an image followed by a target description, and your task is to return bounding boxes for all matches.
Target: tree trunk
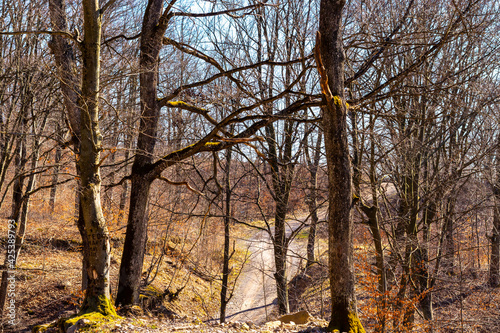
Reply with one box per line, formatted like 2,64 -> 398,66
442,198 -> 456,275
118,76 -> 137,224
49,139 -> 62,212
274,212 -> 290,315
358,110 -> 387,332
317,1 -> 365,331
116,176 -> 152,305
489,137 -> 500,287
77,0 -> 114,315
48,0 -> 112,311
116,0 -> 166,306
490,203 -> 500,287
265,125 -> 293,315
419,202 -> 436,321
305,131 -> 322,267
0,84 -> 48,318
305,194 -> 319,266
48,0 -> 80,138
220,148 -> 233,322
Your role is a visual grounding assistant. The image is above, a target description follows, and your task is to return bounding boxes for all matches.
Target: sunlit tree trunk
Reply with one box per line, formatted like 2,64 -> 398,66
77,0 -> 114,315
489,135 -> 500,287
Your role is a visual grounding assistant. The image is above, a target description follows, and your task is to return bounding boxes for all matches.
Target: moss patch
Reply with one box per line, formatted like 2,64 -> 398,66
80,294 -> 118,317
59,295 -> 120,332
327,311 -> 366,333
32,322 -> 56,333
332,95 -> 349,109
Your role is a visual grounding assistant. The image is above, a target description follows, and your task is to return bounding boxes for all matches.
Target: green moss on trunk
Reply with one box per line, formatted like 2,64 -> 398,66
80,294 -> 118,317
327,311 -> 366,333
59,295 -> 119,331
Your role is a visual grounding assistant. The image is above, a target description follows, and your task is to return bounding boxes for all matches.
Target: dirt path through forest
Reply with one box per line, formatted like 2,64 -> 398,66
225,220 -> 305,324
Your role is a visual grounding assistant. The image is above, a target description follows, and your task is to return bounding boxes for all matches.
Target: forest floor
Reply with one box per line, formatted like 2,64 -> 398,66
2,203 -> 500,332
0,205 -> 329,333
225,220 -> 307,324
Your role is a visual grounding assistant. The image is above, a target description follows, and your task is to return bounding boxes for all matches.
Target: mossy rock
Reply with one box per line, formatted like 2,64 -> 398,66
60,313 -> 105,331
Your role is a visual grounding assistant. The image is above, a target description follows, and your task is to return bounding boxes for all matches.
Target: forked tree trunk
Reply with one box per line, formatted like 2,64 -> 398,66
48,0 -> 113,312
317,1 -> 365,331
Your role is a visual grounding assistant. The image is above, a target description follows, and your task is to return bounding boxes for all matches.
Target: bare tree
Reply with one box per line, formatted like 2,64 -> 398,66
317,0 -> 365,331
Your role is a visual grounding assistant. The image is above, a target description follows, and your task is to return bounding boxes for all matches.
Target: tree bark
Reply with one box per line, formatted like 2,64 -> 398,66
305,131 -> 322,267
489,199 -> 500,287
220,147 -> 233,322
48,0 -> 80,139
49,138 -> 62,212
489,136 -> 500,287
77,0 -> 115,315
48,0 -> 92,294
116,0 -> 166,306
118,76 -> 137,224
317,1 -> 365,331
442,197 -> 456,275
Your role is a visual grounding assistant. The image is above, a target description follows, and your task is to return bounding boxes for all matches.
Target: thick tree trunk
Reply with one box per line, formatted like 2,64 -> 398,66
317,1 -> 364,332
116,176 -> 152,305
116,0 -> 165,306
48,0 -> 112,312
77,0 -> 115,315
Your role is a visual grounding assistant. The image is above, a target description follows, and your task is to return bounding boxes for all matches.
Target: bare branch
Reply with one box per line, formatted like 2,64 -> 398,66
157,176 -> 203,196
0,30 -> 78,44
